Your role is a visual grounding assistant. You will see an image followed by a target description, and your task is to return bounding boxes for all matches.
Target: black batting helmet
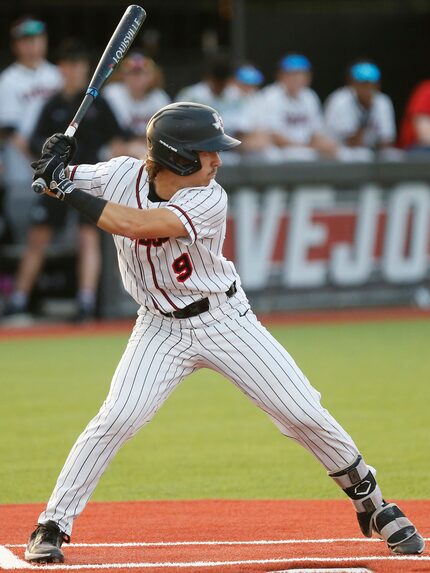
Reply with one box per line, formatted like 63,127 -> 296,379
146,102 -> 241,176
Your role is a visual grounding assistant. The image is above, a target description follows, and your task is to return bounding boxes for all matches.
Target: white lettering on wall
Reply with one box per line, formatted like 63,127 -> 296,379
283,187 -> 334,287
234,187 -> 286,289
382,184 -> 430,283
229,184 -> 430,290
330,186 -> 380,285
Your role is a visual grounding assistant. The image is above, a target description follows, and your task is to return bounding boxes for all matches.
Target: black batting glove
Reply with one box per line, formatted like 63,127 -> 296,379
48,162 -> 76,199
31,153 -> 62,187
41,133 -> 77,166
31,155 -> 75,200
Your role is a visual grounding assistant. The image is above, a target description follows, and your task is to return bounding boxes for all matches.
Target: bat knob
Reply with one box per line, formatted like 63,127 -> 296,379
32,178 -> 47,195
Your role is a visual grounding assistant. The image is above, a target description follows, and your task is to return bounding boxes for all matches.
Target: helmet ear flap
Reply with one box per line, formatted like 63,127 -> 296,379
147,138 -> 202,176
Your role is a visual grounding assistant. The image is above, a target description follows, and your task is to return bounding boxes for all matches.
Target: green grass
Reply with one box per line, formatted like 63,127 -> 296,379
1,319 -> 429,504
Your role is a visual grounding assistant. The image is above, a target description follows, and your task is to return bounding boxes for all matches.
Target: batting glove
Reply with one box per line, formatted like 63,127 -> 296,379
32,155 -> 75,200
41,133 -> 77,166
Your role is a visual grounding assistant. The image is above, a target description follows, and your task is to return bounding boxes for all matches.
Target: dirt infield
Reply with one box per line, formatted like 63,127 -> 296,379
0,500 -> 428,572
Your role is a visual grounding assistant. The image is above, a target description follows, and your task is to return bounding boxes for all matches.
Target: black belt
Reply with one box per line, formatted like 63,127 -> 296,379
160,282 -> 237,319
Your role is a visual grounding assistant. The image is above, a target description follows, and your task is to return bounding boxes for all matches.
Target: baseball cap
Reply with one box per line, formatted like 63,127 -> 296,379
280,54 -> 311,72
235,65 -> 264,86
350,62 -> 381,83
10,18 -> 46,40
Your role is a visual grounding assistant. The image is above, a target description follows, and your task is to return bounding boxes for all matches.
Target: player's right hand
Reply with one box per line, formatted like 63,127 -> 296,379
41,133 -> 77,166
31,154 -> 75,200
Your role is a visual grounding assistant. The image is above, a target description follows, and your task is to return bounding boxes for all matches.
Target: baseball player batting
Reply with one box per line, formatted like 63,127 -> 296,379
24,102 -> 424,563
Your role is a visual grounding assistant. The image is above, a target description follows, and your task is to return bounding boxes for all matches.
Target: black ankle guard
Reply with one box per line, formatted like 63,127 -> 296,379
329,455 -> 383,514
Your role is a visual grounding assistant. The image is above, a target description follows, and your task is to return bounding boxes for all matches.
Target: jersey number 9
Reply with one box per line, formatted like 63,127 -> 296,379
172,253 -> 193,282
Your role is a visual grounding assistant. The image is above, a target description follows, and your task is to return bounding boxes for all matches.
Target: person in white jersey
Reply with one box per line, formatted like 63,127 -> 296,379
175,55 -> 241,164
24,102 -> 424,563
103,52 -> 170,159
324,60 -> 397,160
231,64 -> 276,160
262,54 -> 338,161
0,18 -> 62,238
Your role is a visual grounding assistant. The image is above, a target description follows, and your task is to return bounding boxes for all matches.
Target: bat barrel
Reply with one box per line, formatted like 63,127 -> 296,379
88,5 -> 146,91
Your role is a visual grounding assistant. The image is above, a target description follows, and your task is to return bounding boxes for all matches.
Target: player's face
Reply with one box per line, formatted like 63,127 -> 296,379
59,60 -> 89,92
188,151 -> 222,186
353,81 -> 377,107
124,68 -> 153,97
237,82 -> 257,96
280,70 -> 311,95
13,34 -> 47,65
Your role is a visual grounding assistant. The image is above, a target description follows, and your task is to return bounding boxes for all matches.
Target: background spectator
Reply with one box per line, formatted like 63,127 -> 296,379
324,60 -> 397,161
231,64 -> 275,159
0,17 -> 62,241
2,39 -> 125,322
398,78 -> 430,151
103,52 -> 170,160
261,54 -> 338,161
175,54 -> 242,163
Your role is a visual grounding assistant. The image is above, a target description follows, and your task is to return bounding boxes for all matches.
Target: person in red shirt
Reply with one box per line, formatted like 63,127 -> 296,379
398,80 -> 430,149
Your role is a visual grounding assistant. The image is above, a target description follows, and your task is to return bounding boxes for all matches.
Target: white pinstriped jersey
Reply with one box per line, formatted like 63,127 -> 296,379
324,86 -> 396,147
0,61 -> 62,134
103,83 -> 171,137
70,156 -> 245,312
262,83 -> 324,145
0,61 -> 62,186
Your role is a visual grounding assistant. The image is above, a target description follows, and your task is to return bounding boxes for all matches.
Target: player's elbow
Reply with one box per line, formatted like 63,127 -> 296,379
120,209 -> 152,240
106,213 -> 146,240
124,221 -> 148,240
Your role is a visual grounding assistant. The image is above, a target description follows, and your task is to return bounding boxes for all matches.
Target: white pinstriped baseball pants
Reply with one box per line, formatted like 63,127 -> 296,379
39,297 -> 360,536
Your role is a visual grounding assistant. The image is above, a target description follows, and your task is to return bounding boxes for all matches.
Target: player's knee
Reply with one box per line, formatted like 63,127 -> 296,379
279,408 -> 322,432
97,403 -> 140,435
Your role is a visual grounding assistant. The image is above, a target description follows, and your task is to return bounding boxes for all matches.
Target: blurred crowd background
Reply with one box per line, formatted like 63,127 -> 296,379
1,0 -> 430,323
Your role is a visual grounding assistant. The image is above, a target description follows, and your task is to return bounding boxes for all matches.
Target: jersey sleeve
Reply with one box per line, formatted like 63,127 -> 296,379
102,84 -> 127,127
0,75 -> 21,130
165,183 -> 227,245
376,95 -> 396,143
308,90 -> 324,134
260,86 -> 283,132
69,162 -> 109,197
70,156 -> 139,199
324,92 -> 357,140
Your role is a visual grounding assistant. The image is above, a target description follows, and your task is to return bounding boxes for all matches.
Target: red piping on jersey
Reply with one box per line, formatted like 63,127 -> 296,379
70,165 -> 78,181
134,240 -> 174,310
145,244 -> 179,310
134,164 -> 179,311
169,204 -> 198,243
135,164 -> 144,209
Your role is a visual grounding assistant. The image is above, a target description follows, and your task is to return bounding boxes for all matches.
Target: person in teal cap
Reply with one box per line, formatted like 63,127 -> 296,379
261,53 -> 338,161
0,17 -> 62,320
324,59 -> 396,158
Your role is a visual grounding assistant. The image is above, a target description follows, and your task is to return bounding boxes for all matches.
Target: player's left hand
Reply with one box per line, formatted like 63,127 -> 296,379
31,154 -> 75,200
41,133 -> 77,166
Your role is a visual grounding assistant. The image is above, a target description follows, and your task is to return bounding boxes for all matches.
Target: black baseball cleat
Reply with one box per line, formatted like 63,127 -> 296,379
357,501 -> 425,555
24,520 -> 70,563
